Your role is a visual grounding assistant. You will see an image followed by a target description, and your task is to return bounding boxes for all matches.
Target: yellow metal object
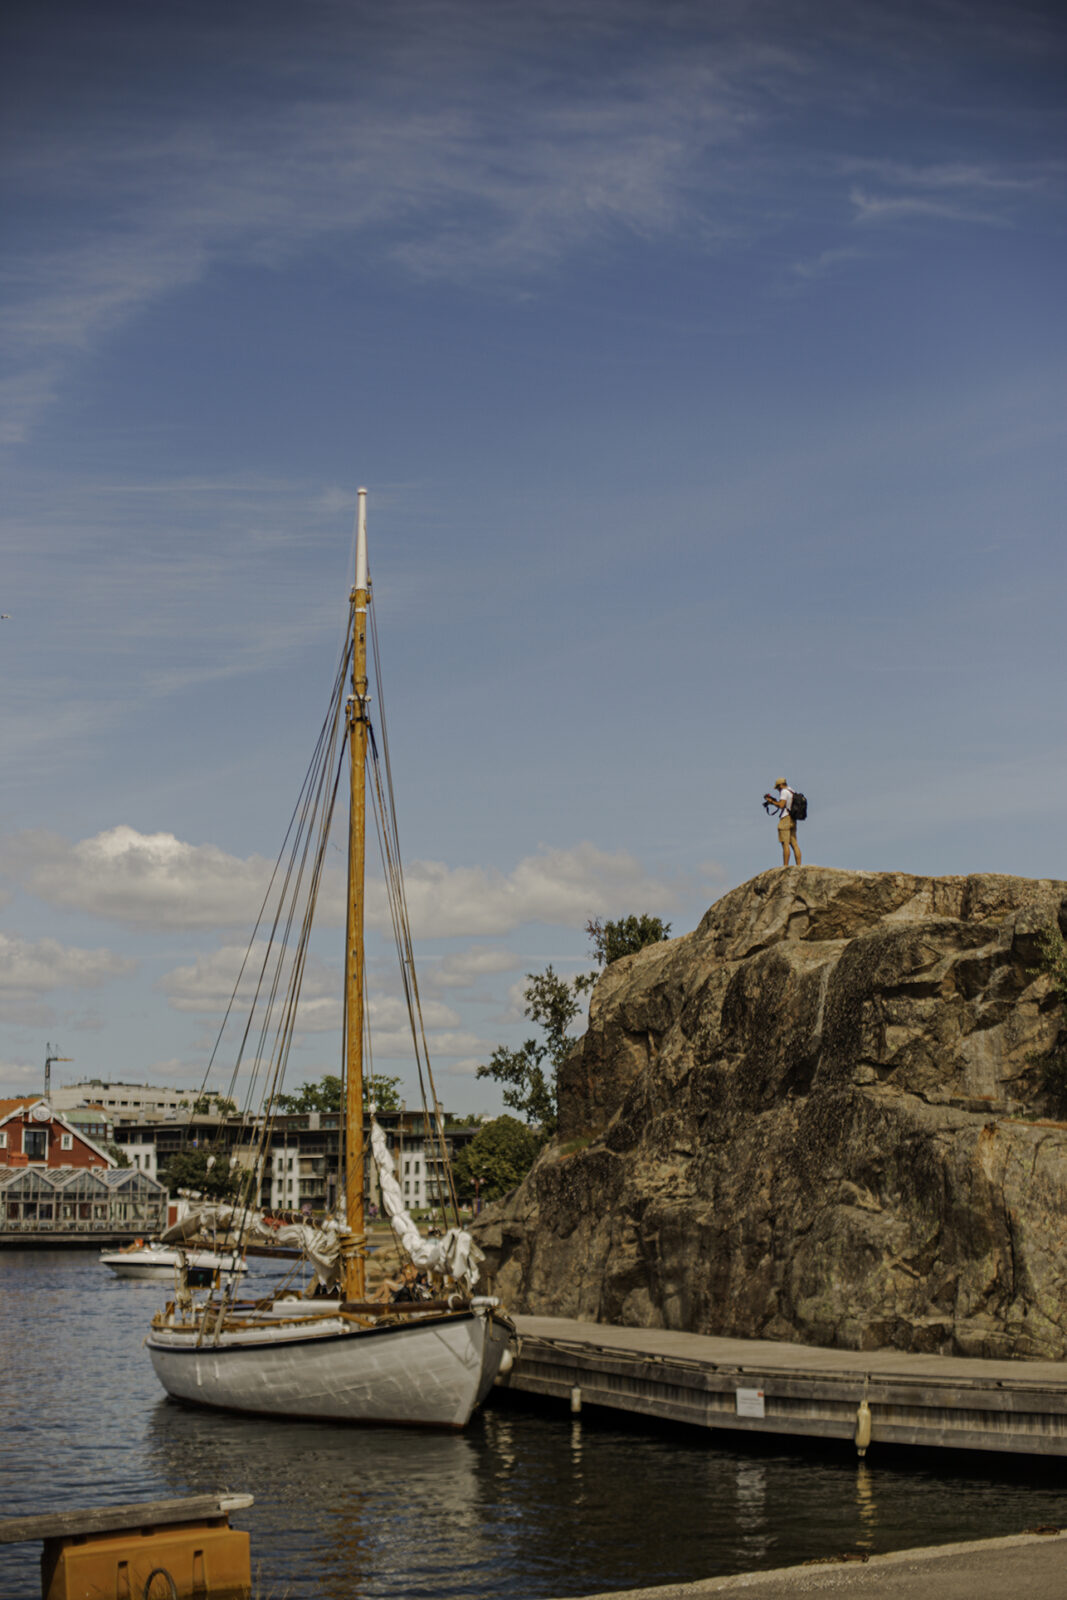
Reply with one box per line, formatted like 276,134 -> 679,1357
42,1519 -> 250,1600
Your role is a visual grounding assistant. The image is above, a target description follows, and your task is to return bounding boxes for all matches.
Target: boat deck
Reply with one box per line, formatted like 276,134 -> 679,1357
502,1316 -> 1067,1458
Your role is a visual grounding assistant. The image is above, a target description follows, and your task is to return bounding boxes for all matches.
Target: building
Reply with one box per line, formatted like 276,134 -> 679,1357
49,1080 -> 193,1120
0,1098 -> 167,1245
0,1097 -> 112,1172
111,1105 -> 482,1215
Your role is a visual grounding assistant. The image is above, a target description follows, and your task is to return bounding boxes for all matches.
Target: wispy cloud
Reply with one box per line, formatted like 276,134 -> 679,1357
849,186 -> 1007,228
0,931 -> 136,1026
4,3 -> 1063,442
424,944 -> 521,990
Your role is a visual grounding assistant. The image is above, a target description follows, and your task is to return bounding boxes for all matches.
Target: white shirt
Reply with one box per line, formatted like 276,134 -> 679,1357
778,786 -> 794,817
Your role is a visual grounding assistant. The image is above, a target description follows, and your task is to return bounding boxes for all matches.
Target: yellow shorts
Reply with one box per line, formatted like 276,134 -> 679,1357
777,818 -> 796,841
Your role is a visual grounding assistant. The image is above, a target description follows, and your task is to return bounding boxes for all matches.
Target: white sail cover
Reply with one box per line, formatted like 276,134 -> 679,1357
371,1120 -> 483,1289
162,1206 -> 342,1287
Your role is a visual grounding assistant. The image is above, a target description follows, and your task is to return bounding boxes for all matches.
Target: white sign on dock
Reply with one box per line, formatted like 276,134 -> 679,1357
735,1387 -> 765,1418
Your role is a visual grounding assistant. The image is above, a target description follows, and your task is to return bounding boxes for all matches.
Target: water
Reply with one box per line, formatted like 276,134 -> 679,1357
2,1251 -> 1066,1598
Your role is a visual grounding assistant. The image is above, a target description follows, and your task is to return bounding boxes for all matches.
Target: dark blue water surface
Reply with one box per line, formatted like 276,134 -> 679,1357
2,1250 -> 1066,1598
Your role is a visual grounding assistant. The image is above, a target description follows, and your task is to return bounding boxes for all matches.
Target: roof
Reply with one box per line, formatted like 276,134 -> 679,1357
0,1164 -> 165,1194
0,1097 -> 39,1119
0,1098 -> 116,1168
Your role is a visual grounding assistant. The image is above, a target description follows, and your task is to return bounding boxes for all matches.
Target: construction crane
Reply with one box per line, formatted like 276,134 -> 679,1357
44,1044 -> 72,1104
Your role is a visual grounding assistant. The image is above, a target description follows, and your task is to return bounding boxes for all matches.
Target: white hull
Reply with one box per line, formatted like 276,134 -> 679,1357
102,1247 -> 246,1280
147,1306 -> 511,1427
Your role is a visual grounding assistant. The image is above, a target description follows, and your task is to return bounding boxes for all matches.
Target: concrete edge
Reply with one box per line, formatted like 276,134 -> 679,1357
548,1529 -> 1067,1598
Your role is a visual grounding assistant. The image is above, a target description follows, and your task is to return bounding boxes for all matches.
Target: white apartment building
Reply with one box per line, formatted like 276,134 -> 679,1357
51,1081 -> 192,1120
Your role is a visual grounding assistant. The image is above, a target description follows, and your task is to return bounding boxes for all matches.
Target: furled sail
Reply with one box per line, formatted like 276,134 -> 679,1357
161,1205 -> 342,1286
371,1120 -> 483,1289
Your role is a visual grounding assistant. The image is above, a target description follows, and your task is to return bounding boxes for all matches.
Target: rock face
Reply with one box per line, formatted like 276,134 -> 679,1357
475,868 -> 1067,1359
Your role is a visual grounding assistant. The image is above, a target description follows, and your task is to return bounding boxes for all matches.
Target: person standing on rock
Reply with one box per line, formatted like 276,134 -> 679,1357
765,777 -> 801,867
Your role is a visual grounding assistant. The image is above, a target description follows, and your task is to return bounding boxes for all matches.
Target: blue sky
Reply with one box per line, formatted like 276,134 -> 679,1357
2,0 -> 1064,1110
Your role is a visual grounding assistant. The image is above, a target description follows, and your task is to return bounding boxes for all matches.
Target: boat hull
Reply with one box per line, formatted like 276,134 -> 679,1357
147,1307 -> 512,1428
101,1248 -> 246,1280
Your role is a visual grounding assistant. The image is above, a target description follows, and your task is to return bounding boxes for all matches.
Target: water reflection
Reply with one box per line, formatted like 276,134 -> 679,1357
855,1462 -> 877,1549
4,1252 -> 1067,1600
734,1460 -> 769,1563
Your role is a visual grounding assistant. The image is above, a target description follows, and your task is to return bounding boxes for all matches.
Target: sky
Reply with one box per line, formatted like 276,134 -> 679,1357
1,0 -> 1064,1113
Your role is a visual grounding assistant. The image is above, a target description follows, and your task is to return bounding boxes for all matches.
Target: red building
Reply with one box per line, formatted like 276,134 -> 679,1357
0,1097 -> 113,1171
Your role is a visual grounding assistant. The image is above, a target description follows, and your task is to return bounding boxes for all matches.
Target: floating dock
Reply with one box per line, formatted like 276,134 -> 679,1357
502,1316 -> 1067,1457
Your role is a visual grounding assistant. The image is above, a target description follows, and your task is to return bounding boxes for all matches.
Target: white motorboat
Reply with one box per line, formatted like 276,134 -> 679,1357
102,1240 -> 246,1281
146,491 -> 513,1427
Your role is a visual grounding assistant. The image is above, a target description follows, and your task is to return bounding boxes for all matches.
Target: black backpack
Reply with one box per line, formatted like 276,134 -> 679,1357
790,791 -> 808,821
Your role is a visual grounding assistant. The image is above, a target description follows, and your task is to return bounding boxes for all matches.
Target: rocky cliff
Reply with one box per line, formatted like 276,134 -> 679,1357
476,868 -> 1067,1359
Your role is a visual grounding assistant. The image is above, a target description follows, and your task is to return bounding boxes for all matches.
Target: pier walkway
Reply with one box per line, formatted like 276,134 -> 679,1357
504,1316 -> 1067,1457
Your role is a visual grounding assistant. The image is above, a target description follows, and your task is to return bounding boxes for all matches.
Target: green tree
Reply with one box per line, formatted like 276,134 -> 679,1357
190,1093 -> 238,1116
476,965 -> 590,1133
274,1071 -> 402,1115
586,914 -> 671,967
105,1142 -> 131,1168
159,1147 -> 242,1201
452,1115 -> 544,1203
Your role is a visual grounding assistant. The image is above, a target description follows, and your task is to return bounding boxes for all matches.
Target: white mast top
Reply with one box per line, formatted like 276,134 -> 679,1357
355,488 -> 368,591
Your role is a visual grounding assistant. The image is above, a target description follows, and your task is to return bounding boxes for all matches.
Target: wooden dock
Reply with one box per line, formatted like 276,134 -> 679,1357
501,1316 -> 1067,1458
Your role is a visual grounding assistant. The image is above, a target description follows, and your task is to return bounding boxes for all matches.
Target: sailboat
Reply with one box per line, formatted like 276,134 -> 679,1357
146,491 -> 514,1427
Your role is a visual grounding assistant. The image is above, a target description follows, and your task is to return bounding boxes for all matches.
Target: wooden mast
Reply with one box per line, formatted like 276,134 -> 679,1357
344,489 -> 369,1302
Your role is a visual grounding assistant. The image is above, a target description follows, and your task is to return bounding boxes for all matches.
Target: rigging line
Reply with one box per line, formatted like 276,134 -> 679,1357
250,738 -> 346,1170
184,633 -> 352,1171
233,739 -> 347,1248
366,793 -> 457,1217
368,600 -> 458,1219
366,726 -> 458,1230
223,636 -> 352,1117
237,699 -> 345,1111
200,636 -> 350,1107
366,774 -> 457,1224
218,652 -> 349,1243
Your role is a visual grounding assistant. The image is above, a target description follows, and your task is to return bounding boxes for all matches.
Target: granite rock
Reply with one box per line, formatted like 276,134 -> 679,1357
474,867 -> 1067,1358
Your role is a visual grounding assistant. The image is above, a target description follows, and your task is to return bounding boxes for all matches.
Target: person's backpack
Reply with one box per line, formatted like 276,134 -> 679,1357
791,791 -> 808,822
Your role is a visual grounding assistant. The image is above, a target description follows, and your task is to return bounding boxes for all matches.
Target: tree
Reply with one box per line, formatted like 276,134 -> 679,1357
476,965 -> 590,1133
159,1147 -> 242,1201
190,1093 -> 238,1117
451,1115 -> 544,1203
274,1071 -> 402,1115
586,914 -> 671,967
105,1142 -> 130,1168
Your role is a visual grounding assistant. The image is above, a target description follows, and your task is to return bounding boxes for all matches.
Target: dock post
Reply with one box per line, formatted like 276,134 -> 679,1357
571,1385 -> 582,1415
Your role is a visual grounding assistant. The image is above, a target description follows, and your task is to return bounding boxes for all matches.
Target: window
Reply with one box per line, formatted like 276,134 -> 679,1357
0,1132 -> 6,1149
61,1133 -> 73,1151
24,1128 -> 48,1161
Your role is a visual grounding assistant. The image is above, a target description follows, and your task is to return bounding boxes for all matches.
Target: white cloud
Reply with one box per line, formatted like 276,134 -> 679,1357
9,827 -> 675,940
849,187 -> 1006,228
0,932 -> 135,993
1,7 -> 762,442
7,826 -> 283,932
0,931 -> 136,1026
0,1058 -> 45,1092
369,1028 -> 490,1061
387,843 -> 677,938
424,945 -> 520,989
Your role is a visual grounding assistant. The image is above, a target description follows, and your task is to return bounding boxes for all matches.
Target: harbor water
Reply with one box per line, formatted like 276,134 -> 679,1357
2,1250 -> 1065,1598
